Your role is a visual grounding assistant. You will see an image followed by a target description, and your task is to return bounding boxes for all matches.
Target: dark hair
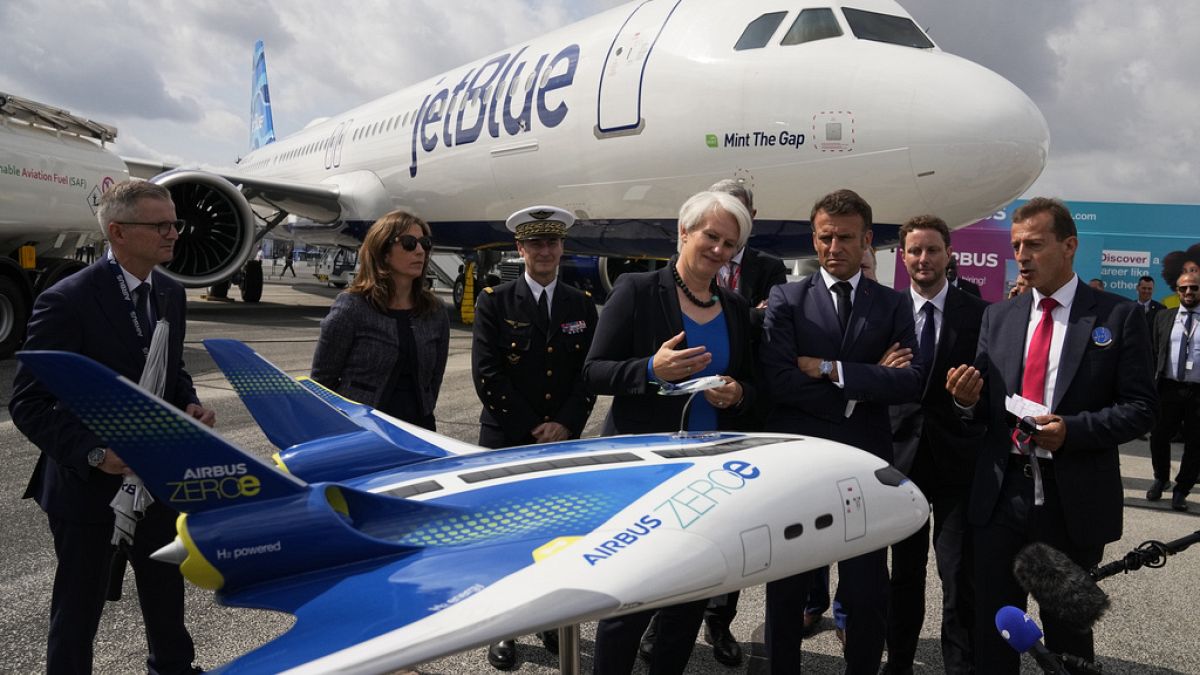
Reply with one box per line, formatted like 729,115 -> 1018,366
348,210 -> 440,316
899,214 -> 950,250
1138,275 -> 1154,284
810,189 -> 872,231
1161,243 -> 1200,290
1012,197 -> 1076,240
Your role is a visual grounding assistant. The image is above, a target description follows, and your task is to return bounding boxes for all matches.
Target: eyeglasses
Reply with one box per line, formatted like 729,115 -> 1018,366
1178,285 -> 1200,292
391,234 -> 432,252
119,220 -> 184,236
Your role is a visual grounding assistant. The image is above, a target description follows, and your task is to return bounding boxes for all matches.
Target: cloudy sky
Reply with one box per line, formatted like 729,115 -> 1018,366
3,0 -> 1197,205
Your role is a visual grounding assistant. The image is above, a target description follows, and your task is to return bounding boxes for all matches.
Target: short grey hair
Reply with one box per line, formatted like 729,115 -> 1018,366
708,178 -> 754,211
677,191 -> 752,253
97,180 -> 173,232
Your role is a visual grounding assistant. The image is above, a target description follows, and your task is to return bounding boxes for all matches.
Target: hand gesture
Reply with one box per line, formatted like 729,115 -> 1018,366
652,331 -> 711,382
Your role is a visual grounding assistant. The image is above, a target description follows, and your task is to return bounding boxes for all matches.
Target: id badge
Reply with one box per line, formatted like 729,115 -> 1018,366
1188,359 -> 1195,371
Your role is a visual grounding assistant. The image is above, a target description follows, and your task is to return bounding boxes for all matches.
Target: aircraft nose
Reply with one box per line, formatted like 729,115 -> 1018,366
907,54 -> 1049,225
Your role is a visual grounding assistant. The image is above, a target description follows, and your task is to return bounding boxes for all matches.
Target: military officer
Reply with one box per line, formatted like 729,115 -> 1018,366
472,205 -> 598,669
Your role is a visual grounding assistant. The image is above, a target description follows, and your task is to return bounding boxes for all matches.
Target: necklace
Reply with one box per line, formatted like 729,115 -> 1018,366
672,263 -> 718,308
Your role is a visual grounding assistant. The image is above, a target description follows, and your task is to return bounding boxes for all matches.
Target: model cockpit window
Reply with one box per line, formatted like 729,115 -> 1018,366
842,7 -> 934,49
734,11 -> 788,50
780,8 -> 843,46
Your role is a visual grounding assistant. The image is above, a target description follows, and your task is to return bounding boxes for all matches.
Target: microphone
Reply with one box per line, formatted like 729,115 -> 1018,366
1013,543 -> 1110,632
995,606 -> 1105,675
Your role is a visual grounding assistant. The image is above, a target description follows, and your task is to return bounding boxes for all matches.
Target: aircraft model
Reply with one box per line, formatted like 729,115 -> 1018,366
17,340 -> 930,674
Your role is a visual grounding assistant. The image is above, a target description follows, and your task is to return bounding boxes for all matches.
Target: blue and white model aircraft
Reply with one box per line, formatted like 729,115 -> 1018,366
17,341 -> 929,674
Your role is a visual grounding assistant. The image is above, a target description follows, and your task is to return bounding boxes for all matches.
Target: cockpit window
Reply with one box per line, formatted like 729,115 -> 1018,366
843,7 -> 934,49
734,11 -> 788,51
780,8 -> 843,46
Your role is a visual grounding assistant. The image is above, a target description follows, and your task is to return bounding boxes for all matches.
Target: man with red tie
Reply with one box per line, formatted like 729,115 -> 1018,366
947,197 -> 1156,675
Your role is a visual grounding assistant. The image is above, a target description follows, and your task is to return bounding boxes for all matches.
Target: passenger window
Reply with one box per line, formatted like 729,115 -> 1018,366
781,8 -> 843,45
734,12 -> 787,50
842,7 -> 934,49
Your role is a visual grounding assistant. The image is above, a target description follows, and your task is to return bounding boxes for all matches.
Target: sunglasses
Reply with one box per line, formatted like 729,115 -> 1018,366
1178,285 -> 1200,292
391,234 -> 432,252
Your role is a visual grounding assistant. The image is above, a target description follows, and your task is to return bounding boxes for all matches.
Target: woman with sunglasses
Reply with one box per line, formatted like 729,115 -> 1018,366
311,210 -> 448,430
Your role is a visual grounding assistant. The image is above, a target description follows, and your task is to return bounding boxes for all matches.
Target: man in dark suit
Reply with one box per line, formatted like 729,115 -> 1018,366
471,205 -> 597,669
947,198 -> 1156,675
1147,271 -> 1200,511
1137,275 -> 1166,331
760,189 -> 924,674
10,181 -> 213,675
947,258 -> 983,298
882,215 -> 987,675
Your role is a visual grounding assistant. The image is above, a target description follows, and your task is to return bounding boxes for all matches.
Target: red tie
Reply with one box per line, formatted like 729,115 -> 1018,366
1021,297 -> 1059,405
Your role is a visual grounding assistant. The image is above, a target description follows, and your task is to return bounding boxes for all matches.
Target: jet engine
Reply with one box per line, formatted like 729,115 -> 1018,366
150,170 -> 258,288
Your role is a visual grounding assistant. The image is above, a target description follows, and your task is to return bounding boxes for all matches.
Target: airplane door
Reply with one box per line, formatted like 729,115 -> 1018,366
323,122 -> 344,170
595,0 -> 682,137
837,478 -> 867,541
740,525 -> 772,577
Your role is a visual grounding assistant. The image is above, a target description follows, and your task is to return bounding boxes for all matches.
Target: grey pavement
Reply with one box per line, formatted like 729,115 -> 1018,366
0,278 -> 1196,674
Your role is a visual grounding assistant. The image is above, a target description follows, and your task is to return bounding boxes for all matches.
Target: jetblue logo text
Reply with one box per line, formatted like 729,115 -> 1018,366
409,44 -> 579,177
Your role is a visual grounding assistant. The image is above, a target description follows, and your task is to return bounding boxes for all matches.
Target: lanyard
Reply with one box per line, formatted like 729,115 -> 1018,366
108,258 -> 150,354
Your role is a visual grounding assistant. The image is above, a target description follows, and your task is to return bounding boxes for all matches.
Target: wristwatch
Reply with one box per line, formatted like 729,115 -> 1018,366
87,447 -> 107,468
819,360 -> 834,378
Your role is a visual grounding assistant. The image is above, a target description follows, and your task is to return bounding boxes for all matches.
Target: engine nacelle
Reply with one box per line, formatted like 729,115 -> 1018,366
150,170 -> 258,288
557,255 -> 666,304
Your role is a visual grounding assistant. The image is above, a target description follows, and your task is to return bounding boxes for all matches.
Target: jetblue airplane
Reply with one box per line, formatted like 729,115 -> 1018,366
127,0 -> 1047,296
16,340 -> 930,673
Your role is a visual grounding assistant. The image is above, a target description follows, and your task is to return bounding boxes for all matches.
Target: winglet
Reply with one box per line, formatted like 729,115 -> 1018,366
250,39 -> 277,151
15,350 -> 305,513
203,338 -> 361,449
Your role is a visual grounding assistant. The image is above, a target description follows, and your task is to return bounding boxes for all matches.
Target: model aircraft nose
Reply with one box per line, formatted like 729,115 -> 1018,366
907,53 -> 1049,225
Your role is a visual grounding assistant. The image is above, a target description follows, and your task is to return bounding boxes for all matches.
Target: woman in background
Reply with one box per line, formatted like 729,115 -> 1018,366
311,210 -> 448,429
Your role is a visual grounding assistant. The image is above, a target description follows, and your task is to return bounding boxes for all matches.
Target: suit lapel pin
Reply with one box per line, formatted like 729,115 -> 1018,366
1091,326 -> 1113,347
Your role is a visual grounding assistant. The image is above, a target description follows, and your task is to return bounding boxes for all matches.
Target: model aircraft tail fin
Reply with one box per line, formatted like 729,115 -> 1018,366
15,350 -> 306,513
249,39 -> 277,151
203,338 -> 362,449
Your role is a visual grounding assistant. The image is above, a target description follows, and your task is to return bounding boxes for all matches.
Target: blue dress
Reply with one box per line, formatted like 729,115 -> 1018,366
681,311 -> 730,431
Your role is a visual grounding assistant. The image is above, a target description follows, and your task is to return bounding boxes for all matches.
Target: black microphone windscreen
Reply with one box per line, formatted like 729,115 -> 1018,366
1013,542 -> 1110,632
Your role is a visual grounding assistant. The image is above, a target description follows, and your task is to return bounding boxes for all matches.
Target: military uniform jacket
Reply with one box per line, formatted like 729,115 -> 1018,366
472,277 -> 598,447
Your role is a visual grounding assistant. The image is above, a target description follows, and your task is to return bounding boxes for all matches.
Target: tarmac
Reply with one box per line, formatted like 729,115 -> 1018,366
0,272 -> 1196,674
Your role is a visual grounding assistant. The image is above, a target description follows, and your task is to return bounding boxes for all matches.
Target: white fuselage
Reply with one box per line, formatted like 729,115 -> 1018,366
291,433 -> 929,674
237,0 -> 1047,256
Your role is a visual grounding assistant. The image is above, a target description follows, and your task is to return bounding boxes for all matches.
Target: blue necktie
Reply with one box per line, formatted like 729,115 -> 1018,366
918,302 -> 937,376
1178,310 -> 1194,382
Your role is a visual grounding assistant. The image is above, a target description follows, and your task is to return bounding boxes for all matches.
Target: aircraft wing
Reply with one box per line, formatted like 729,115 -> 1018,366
124,157 -> 342,223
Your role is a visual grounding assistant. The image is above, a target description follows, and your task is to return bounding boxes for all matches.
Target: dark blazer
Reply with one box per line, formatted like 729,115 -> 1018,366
1150,305 -> 1183,380
760,273 -> 923,460
968,281 -> 1156,547
738,247 -> 789,307
311,291 -> 449,417
954,277 -> 983,299
472,278 -> 598,447
583,266 -> 757,435
889,284 -> 987,487
1143,299 -> 1166,333
11,259 -> 198,523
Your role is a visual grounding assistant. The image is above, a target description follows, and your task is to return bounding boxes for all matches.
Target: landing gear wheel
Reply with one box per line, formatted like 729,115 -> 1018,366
208,278 -> 232,300
239,260 -> 263,303
453,274 -> 466,311
0,276 -> 30,359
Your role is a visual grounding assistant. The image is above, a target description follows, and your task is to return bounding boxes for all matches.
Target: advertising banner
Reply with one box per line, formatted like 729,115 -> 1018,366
894,201 -> 1200,305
